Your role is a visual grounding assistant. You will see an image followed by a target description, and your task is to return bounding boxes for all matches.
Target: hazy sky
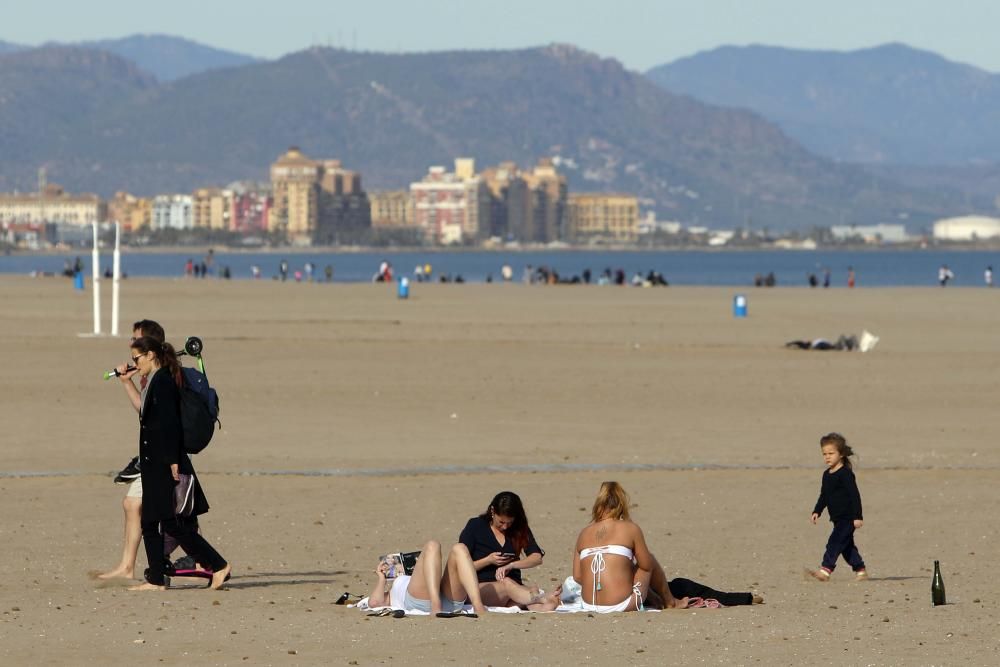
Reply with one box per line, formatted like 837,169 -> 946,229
4,0 -> 1000,72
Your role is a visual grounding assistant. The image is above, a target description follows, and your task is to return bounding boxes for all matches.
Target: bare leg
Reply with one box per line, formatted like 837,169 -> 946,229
441,543 -> 487,614
644,553 -> 688,609
498,578 -> 561,611
99,496 -> 142,579
405,540 -> 444,613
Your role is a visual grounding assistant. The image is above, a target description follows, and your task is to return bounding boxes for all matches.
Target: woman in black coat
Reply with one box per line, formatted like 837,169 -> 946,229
128,336 -> 231,591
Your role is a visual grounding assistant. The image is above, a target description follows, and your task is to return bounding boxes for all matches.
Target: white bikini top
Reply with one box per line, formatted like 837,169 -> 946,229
579,545 -> 635,560
579,545 -> 642,611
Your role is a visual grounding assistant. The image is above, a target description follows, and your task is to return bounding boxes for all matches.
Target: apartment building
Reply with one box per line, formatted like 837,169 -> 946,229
107,192 -> 152,231
369,190 -> 415,228
193,188 -> 232,230
229,182 -> 271,233
410,159 -> 490,244
0,184 -> 105,226
479,159 -> 567,243
566,193 -> 639,243
270,148 -> 369,244
151,194 -> 193,230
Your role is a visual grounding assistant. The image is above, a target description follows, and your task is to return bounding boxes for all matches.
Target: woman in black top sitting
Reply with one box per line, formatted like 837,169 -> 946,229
458,491 -> 561,610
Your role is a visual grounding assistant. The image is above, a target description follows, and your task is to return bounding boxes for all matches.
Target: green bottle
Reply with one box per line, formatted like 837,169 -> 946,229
931,560 -> 946,606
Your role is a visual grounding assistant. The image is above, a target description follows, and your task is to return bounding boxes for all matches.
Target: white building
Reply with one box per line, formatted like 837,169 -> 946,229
152,195 -> 193,230
932,215 -> 1000,241
0,184 -> 104,226
830,224 -> 909,244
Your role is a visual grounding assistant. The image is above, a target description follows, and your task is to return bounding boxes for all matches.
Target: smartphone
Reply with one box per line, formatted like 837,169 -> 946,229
501,553 -> 516,560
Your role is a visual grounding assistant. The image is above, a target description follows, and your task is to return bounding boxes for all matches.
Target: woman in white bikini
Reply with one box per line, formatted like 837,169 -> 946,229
573,481 -> 688,612
574,481 -> 763,612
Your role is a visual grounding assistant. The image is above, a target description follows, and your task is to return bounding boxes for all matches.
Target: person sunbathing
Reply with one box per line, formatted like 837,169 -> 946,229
573,481 -> 687,612
366,540 -> 488,616
573,482 -> 762,612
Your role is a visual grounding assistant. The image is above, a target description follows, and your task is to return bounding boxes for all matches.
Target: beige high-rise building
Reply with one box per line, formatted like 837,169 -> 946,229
193,188 -> 233,230
270,147 -> 321,241
0,184 -> 105,226
566,193 -> 639,243
269,148 -> 370,244
107,192 -> 152,231
523,158 -> 567,243
369,191 -> 415,228
480,158 -> 566,243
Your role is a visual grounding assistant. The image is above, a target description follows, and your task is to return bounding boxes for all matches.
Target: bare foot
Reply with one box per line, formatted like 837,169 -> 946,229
752,594 -> 764,604
668,596 -> 690,609
524,585 -> 562,611
807,568 -> 831,582
97,566 -> 135,580
128,582 -> 166,591
210,563 -> 232,590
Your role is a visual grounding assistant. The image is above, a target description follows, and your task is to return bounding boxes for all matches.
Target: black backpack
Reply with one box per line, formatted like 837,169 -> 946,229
180,365 -> 220,454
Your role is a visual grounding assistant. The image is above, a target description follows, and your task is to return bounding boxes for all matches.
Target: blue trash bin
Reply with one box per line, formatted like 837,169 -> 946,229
733,294 -> 747,318
397,276 -> 410,299
73,271 -> 84,290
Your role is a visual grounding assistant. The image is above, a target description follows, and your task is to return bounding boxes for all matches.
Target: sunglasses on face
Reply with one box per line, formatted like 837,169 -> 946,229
131,354 -> 143,363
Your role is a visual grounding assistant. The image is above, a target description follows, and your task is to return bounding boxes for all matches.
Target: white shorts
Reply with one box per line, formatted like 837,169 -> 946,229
125,478 -> 143,498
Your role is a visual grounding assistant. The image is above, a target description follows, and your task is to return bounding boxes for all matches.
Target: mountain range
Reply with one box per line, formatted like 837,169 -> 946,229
0,36 -> 993,230
0,34 -> 257,81
647,43 -> 1000,167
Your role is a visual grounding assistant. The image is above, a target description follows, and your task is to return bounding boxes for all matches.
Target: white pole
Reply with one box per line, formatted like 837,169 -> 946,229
111,221 -> 121,337
91,222 -> 102,335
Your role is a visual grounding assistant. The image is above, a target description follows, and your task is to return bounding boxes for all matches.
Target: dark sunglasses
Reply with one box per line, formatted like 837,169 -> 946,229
131,354 -> 143,363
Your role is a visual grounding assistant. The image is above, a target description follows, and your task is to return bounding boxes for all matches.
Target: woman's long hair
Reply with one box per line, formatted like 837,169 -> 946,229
479,491 -> 530,555
131,336 -> 183,388
591,481 -> 631,522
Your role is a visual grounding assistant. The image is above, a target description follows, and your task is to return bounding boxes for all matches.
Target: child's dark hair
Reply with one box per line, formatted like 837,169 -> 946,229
820,432 -> 855,468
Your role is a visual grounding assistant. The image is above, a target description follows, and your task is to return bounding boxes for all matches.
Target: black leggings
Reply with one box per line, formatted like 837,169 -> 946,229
668,577 -> 753,606
142,516 -> 226,585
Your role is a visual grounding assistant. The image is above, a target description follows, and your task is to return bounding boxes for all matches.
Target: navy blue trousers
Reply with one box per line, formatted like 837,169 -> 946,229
822,520 -> 865,572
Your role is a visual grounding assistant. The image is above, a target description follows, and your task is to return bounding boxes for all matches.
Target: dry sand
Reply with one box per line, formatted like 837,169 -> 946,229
1,276 -> 998,665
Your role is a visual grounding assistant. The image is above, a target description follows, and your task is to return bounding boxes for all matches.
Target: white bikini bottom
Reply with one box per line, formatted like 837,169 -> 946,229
580,597 -> 634,613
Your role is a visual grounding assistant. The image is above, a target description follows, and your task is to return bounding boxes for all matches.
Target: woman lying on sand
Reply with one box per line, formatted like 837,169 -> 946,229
367,540 -> 488,616
573,481 -> 762,612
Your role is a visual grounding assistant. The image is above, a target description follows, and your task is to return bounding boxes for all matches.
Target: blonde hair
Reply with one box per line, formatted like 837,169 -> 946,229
591,481 -> 630,522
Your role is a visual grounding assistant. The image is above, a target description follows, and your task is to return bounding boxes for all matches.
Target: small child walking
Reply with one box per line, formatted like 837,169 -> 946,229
809,433 -> 867,581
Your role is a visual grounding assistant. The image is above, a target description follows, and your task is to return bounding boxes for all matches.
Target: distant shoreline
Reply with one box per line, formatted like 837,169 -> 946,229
6,241 -> 1000,257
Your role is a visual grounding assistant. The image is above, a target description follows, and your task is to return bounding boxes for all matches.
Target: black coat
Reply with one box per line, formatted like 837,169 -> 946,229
139,368 -> 210,522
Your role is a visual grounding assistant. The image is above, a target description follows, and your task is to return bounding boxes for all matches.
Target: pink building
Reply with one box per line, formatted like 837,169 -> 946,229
228,182 -> 272,233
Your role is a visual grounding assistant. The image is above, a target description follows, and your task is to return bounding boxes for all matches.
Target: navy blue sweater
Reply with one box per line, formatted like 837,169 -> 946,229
813,466 -> 863,522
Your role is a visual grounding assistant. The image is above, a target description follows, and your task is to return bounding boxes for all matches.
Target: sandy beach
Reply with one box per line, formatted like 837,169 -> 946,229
1,276 -> 998,665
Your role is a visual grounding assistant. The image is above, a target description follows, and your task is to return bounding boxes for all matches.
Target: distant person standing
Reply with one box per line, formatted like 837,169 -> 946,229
985,265 -> 993,287
279,259 -> 289,282
324,264 -> 334,282
938,264 -> 954,287
847,267 -> 856,289
823,268 -> 831,288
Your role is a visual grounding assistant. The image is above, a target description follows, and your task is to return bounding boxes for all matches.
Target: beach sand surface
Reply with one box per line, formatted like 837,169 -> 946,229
1,276 -> 998,665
